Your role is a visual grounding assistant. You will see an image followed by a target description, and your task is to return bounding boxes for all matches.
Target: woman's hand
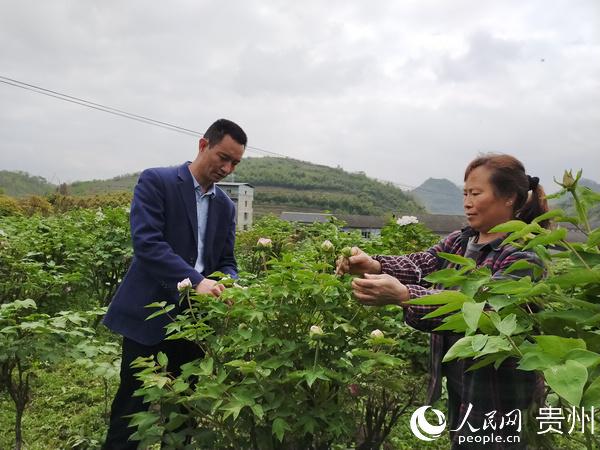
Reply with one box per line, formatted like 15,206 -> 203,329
351,273 -> 409,306
335,247 -> 381,276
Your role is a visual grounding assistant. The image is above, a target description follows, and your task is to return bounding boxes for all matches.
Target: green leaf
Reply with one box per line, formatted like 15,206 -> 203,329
272,417 -> 291,442
407,291 -> 470,306
221,401 -> 244,421
587,228 -> 600,247
522,228 -> 568,250
544,360 -> 587,406
471,334 -> 489,352
443,336 -> 475,362
564,349 -> 600,369
478,336 -> 512,356
501,223 -> 544,245
304,368 -> 330,387
495,314 -> 517,336
422,301 -> 464,319
156,352 -> 168,367
547,269 -> 600,288
145,304 -> 175,321
462,301 -> 485,332
487,295 -> 519,312
535,336 -> 586,359
433,312 -> 467,333
503,260 -> 543,278
467,353 -> 496,371
423,268 -> 466,285
200,357 -> 214,376
582,376 -> 600,407
532,209 -> 567,224
489,220 -> 528,233
437,252 -> 476,267
250,403 -> 264,420
518,350 -> 560,371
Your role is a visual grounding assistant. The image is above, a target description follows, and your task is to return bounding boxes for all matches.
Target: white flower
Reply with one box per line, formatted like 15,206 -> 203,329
321,240 -> 334,252
95,210 -> 105,221
310,325 -> 324,336
370,329 -> 384,338
396,215 -> 419,226
256,237 -> 272,248
177,278 -> 192,291
0,229 -> 5,237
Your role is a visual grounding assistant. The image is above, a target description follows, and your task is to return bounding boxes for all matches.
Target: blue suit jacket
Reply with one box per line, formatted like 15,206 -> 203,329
103,162 -> 237,345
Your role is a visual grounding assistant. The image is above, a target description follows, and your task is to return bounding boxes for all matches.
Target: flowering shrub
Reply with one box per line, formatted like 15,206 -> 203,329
367,217 -> 438,256
131,222 -> 430,449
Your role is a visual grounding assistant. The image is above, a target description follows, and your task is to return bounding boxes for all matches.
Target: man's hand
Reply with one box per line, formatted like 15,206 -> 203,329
351,273 -> 409,306
195,278 -> 225,297
335,247 -> 381,276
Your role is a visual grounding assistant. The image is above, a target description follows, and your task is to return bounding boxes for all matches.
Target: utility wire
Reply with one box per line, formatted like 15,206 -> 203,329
0,75 -> 286,157
0,74 -> 460,196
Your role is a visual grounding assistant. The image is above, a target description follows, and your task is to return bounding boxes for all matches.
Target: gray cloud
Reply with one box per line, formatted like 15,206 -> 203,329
0,0 -> 599,193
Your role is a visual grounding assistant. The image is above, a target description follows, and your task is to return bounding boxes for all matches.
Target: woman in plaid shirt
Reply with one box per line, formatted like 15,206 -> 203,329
337,154 -> 549,449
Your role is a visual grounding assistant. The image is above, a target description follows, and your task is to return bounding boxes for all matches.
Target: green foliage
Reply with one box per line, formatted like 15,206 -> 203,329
0,300 -> 104,450
18,195 -> 54,216
367,218 -> 439,255
0,194 -> 23,217
0,207 -> 132,312
131,218 -> 431,449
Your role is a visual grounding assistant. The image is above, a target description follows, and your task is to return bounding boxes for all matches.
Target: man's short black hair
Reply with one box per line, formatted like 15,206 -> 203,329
204,118 -> 247,148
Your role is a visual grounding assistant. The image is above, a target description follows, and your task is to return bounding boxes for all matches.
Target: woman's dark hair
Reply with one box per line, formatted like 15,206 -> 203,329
204,118 -> 247,148
464,153 -> 549,228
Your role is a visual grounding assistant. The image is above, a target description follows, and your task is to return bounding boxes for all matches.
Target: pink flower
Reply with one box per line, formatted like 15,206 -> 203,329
256,237 -> 272,248
348,383 -> 360,397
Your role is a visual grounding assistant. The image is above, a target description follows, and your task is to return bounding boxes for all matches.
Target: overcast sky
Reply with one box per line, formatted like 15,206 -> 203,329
1,1 -> 599,192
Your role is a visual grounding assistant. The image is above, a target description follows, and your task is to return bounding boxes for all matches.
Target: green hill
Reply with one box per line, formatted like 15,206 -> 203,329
68,173 -> 140,195
1,157 -> 424,216
412,178 -> 463,215
222,157 -> 423,215
0,170 -> 56,197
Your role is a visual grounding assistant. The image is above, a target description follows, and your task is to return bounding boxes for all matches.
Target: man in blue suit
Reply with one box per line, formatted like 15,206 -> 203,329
102,118 -> 247,449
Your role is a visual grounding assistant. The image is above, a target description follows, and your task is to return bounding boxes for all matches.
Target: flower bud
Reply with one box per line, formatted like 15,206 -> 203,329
309,325 -> 324,336
177,278 -> 192,291
256,237 -> 272,248
370,329 -> 384,339
321,240 -> 334,253
562,170 -> 575,189
341,246 -> 353,258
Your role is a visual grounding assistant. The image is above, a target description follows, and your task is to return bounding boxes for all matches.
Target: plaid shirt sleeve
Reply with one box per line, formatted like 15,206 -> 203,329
373,231 -> 464,332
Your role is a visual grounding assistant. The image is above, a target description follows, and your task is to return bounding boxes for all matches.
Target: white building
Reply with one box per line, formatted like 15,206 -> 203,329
217,182 -> 254,230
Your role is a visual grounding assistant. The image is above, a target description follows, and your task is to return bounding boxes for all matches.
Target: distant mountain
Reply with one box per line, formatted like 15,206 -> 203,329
0,170 -> 55,197
0,157 -> 425,216
411,178 -> 463,215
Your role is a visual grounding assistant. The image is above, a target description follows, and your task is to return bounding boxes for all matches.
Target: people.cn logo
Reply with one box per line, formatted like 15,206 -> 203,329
410,406 -> 447,441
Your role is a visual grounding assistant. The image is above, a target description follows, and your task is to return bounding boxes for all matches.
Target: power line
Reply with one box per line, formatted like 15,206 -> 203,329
0,75 -> 287,157
0,74 -> 461,197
